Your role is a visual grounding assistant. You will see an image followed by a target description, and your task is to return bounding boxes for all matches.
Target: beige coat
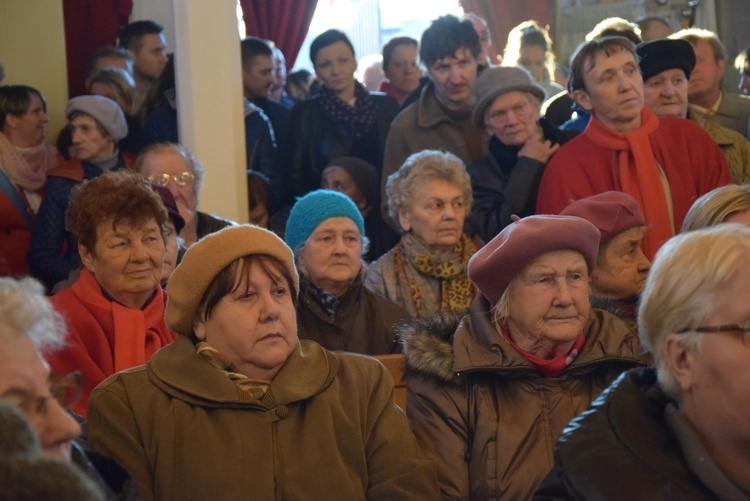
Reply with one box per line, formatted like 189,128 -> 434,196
689,106 -> 750,184
87,335 -> 439,501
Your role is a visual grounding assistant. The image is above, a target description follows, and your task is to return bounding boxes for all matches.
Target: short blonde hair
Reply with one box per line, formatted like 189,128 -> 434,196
638,224 -> 750,399
681,184 -> 750,232
385,150 -> 472,230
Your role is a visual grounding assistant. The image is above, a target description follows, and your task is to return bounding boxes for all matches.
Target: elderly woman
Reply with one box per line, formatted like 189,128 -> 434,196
537,224 -> 750,498
285,190 -> 408,355
86,224 -> 438,500
681,183 -> 750,231
288,29 -> 399,198
400,214 -> 649,499
47,171 -> 177,417
379,36 -> 423,106
366,150 -> 476,318
468,66 -> 573,243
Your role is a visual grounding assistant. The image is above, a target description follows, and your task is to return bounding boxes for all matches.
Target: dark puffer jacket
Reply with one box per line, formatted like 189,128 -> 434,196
400,295 -> 649,500
535,369 -> 726,500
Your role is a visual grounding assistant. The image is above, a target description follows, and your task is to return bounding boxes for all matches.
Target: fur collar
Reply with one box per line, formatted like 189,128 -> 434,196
398,312 -> 463,384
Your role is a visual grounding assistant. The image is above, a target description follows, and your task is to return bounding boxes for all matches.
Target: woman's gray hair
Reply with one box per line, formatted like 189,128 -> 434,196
385,150 -> 473,229
638,224 -> 750,400
0,277 -> 67,354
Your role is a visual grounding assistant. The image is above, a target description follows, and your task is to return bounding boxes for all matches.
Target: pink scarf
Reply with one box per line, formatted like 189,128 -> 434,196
0,132 -> 58,191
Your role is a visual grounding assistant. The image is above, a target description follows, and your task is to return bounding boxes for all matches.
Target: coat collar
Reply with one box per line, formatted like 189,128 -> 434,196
147,335 -> 338,408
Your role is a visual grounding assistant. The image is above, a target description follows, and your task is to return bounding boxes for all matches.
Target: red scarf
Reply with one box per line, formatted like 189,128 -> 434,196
501,324 -> 586,378
585,108 -> 671,259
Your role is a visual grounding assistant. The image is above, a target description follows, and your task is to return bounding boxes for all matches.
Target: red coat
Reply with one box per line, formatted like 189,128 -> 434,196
49,268 -> 177,417
537,114 -> 730,254
0,189 -> 33,277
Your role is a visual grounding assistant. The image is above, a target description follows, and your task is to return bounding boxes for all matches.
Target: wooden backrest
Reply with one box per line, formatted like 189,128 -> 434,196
374,353 -> 407,413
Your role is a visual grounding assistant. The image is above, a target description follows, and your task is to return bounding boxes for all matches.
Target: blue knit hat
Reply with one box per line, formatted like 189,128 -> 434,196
285,190 -> 365,254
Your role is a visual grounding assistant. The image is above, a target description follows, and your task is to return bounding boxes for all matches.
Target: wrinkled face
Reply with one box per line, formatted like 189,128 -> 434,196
399,178 -> 466,255
321,166 -> 366,208
484,91 -> 541,147
573,48 -> 644,133
506,250 -> 591,352
314,41 -> 357,97
0,336 -> 81,461
161,220 -> 179,283
687,40 -> 724,100
591,226 -> 650,300
70,114 -> 114,162
193,260 -> 298,381
428,48 -> 478,109
138,151 -> 198,228
89,81 -> 131,115
674,266 -> 750,455
131,33 -> 168,81
385,44 -> 422,95
243,55 -> 275,100
519,44 -> 547,82
644,68 -> 689,118
9,93 -> 48,147
80,218 -> 165,309
297,217 -> 362,296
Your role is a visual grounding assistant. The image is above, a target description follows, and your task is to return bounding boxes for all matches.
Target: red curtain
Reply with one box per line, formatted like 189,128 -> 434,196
240,0 -> 319,70
460,0 -> 554,65
62,0 -> 133,98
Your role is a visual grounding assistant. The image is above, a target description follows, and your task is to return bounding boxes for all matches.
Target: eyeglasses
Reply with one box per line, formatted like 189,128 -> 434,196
18,371 -> 83,420
148,172 -> 195,187
677,320 -> 750,347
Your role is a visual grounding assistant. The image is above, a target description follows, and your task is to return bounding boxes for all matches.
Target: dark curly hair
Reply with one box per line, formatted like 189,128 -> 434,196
65,170 -> 168,254
419,15 -> 481,68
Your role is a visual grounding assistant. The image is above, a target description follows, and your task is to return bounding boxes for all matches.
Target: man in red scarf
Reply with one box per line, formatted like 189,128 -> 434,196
0,85 -> 59,277
537,36 -> 730,259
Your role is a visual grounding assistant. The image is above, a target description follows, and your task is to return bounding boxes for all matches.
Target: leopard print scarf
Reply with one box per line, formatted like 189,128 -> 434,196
393,233 -> 476,317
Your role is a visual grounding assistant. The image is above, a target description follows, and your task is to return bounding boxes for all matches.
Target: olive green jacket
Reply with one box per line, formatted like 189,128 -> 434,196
689,106 -> 750,184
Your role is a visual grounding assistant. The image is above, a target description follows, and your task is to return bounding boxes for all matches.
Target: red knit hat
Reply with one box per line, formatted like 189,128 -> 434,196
468,214 -> 600,304
560,191 -> 646,244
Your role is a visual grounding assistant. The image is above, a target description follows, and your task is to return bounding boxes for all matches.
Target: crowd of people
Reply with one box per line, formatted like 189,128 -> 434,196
1,8 -> 750,500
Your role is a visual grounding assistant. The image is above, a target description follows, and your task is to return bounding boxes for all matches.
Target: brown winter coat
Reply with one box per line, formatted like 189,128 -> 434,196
400,296 -> 650,500
296,274 -> 409,355
87,335 -> 439,501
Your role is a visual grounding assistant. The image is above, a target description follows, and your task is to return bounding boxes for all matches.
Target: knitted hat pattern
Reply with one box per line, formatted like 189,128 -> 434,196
285,189 -> 365,255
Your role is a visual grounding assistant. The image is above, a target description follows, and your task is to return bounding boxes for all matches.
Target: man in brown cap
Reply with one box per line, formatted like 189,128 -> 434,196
561,191 -> 650,322
468,66 -> 574,243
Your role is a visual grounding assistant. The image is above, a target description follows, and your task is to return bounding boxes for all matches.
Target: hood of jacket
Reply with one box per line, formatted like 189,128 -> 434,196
400,295 -> 648,385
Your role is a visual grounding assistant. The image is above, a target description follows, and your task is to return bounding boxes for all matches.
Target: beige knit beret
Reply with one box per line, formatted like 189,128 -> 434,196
166,224 -> 299,333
